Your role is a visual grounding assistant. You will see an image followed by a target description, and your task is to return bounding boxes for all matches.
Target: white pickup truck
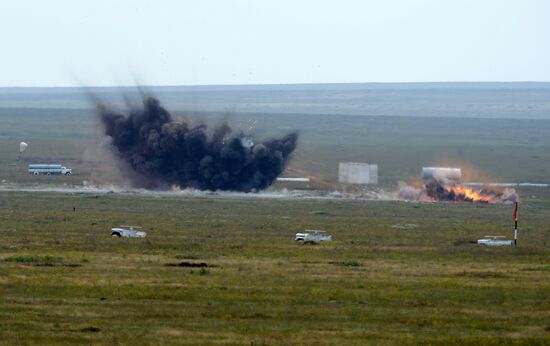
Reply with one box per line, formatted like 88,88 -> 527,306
295,230 -> 332,244
476,236 -> 513,247
111,226 -> 147,238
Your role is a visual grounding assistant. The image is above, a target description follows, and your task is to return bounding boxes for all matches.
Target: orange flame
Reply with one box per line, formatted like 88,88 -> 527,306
443,184 -> 492,203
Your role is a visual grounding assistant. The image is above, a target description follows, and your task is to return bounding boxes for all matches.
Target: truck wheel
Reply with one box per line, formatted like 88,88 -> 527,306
111,232 -> 121,237
65,172 -> 72,176
33,171 -> 39,176
46,172 -> 51,176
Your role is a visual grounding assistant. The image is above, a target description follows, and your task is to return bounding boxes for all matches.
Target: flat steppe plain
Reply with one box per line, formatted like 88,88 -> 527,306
1,189 -> 550,344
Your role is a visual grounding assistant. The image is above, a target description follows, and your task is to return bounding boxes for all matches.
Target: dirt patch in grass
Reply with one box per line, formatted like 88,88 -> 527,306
455,271 -> 509,279
453,238 -> 475,246
35,263 -> 82,268
309,210 -> 330,215
3,255 -> 83,267
4,255 -> 63,264
165,261 -> 214,268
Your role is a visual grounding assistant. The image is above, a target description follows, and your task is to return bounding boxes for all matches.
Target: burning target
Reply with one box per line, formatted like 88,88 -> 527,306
399,167 -> 519,204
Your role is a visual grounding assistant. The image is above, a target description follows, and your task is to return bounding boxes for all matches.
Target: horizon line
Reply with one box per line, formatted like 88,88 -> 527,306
1,80 -> 550,89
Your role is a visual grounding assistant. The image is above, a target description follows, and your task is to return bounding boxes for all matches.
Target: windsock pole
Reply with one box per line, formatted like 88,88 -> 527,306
513,202 -> 519,246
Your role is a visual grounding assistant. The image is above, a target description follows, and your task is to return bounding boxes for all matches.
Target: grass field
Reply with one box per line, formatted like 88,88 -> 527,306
1,189 -> 550,344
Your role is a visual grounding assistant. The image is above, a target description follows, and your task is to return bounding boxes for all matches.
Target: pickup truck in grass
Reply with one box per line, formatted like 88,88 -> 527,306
111,226 -> 147,238
295,230 -> 332,244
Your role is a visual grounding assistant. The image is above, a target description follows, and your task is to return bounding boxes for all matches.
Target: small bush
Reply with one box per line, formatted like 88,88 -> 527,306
341,260 -> 362,267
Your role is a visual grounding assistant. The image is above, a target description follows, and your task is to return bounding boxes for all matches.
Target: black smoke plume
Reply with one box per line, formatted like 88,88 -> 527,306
96,96 -> 298,192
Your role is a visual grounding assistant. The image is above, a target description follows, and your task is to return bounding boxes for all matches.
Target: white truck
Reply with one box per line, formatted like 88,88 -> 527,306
111,226 -> 147,238
295,230 -> 332,244
476,235 -> 513,247
28,164 -> 73,176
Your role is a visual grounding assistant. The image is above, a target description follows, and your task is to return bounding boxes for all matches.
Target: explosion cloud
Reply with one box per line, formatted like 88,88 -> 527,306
96,96 -> 298,192
398,178 -> 519,204
423,179 -> 519,204
397,167 -> 519,204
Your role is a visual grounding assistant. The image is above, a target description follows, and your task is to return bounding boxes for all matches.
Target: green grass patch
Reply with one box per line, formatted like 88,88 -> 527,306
340,260 -> 362,267
522,265 -> 550,272
4,255 -> 63,265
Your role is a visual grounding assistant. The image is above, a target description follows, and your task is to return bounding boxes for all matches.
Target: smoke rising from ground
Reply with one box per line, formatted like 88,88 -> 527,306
95,96 -> 298,192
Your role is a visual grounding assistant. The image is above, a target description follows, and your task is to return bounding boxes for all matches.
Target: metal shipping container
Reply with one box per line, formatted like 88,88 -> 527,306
421,167 -> 462,182
338,162 -> 378,184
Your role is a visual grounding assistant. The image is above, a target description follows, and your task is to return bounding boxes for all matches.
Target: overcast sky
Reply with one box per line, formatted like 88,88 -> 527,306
0,0 -> 548,87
